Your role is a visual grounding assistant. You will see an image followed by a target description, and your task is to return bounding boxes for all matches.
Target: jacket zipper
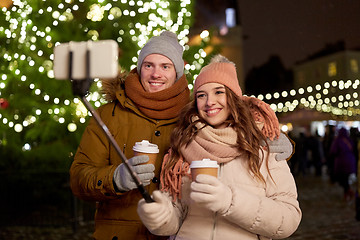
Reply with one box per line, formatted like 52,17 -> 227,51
123,144 -> 126,155
210,212 -> 217,240
210,163 -> 224,240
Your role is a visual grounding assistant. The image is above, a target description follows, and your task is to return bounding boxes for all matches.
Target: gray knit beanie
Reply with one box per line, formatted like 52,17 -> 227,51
137,31 -> 184,81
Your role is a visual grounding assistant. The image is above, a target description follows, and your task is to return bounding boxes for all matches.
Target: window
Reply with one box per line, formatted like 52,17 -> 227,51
298,71 -> 305,84
225,8 -> 236,28
350,59 -> 359,73
328,62 -> 337,77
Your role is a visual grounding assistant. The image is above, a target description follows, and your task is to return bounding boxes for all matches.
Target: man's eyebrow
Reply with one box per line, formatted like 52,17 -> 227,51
141,61 -> 173,66
161,62 -> 174,66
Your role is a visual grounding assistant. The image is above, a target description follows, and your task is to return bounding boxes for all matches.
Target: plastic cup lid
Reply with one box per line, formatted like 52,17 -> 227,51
133,140 -> 159,153
189,158 -> 219,168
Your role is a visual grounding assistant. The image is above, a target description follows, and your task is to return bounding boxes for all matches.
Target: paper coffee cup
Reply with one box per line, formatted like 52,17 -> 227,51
132,140 -> 159,165
189,158 -> 219,181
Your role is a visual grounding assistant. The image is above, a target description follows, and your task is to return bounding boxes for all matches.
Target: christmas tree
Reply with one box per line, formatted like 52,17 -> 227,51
0,0 -> 218,171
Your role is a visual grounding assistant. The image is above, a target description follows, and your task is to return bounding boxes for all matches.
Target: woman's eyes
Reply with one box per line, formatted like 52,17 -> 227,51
196,90 -> 224,98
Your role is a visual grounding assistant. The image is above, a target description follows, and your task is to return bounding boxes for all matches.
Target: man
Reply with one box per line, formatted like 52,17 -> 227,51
70,31 -> 293,240
70,31 -> 189,240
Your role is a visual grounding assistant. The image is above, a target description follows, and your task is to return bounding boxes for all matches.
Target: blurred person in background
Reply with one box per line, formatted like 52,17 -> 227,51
307,131 -> 325,176
323,125 -> 336,183
350,127 -> 360,220
330,127 -> 357,201
293,132 -> 309,176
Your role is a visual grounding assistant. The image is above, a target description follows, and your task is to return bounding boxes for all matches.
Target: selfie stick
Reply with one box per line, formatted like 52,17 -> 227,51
68,48 -> 154,203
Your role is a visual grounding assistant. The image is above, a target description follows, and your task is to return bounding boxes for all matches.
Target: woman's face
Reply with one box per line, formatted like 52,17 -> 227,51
195,82 -> 230,129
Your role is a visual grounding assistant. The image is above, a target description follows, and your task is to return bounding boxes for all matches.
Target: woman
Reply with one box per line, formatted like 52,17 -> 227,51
330,127 -> 356,201
137,55 -> 302,240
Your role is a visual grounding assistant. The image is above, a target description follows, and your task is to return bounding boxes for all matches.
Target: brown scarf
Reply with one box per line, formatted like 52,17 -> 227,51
125,69 -> 190,119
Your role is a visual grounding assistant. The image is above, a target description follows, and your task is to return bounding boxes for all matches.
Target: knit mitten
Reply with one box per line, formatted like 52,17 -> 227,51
268,132 -> 294,161
190,174 -> 232,214
113,155 -> 154,191
137,191 -> 176,232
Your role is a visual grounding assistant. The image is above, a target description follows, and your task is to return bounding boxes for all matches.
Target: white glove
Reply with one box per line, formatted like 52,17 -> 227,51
113,155 -> 155,191
268,132 -> 293,161
137,190 -> 174,231
190,174 -> 232,214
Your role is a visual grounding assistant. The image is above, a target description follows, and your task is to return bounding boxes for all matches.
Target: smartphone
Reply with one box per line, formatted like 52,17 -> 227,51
53,40 -> 119,80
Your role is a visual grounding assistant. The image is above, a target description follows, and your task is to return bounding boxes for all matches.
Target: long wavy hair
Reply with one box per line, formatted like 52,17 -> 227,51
162,86 -> 271,183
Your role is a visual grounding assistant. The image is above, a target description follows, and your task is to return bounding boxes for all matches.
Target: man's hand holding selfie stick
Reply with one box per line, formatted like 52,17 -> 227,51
53,40 -> 154,203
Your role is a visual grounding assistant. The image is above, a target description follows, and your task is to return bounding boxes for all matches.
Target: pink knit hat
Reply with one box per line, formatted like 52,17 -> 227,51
194,55 -> 280,140
194,55 -> 242,96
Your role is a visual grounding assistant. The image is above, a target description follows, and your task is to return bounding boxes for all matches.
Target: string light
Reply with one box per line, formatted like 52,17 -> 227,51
255,79 -> 360,117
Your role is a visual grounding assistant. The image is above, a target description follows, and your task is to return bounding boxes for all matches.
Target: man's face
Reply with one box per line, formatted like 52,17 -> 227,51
140,54 -> 177,93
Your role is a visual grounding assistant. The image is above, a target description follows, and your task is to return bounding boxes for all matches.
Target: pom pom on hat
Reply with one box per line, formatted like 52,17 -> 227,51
194,55 -> 242,96
137,31 -> 184,81
242,96 -> 280,140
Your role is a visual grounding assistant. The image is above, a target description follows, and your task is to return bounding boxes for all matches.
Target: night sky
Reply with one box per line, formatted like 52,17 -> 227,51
238,0 -> 360,75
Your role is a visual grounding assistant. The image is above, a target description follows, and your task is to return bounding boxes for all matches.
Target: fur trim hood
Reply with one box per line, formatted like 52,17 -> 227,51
101,71 -> 127,102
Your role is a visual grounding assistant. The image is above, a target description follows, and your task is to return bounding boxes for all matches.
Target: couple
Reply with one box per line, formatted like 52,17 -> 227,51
70,31 -> 301,240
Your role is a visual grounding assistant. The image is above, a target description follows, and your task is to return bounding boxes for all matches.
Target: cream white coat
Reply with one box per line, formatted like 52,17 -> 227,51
145,152 -> 301,240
